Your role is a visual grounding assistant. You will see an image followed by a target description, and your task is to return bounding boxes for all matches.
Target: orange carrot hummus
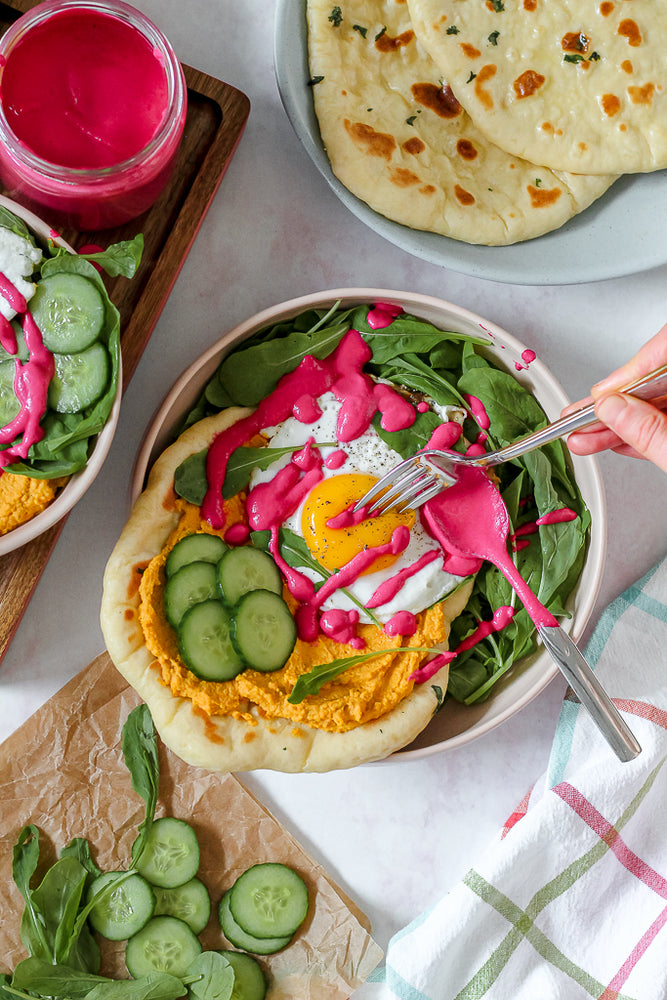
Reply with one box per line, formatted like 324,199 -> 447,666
0,472 -> 66,535
137,496 -> 451,734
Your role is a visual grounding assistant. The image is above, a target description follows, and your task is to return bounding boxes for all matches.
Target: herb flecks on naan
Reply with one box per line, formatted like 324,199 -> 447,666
407,0 -> 667,174
306,0 -> 616,245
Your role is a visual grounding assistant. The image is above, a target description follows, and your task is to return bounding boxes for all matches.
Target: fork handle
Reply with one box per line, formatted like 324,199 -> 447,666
487,362 -> 667,465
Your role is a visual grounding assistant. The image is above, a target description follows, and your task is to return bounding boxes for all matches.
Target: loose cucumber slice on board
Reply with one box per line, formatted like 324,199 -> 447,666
29,272 -> 105,353
47,342 -> 110,413
216,546 -> 282,606
232,591 -> 296,672
166,532 -> 228,577
229,863 -> 308,940
220,950 -> 267,1000
125,915 -> 202,978
218,890 -> 292,955
178,599 -> 245,681
87,871 -> 155,941
153,877 -> 211,934
0,359 -> 20,426
165,561 -> 219,628
134,816 -> 200,889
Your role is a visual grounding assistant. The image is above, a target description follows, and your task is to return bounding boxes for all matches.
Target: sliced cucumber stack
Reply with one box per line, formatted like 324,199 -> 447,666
219,863 -> 309,955
163,533 -> 297,681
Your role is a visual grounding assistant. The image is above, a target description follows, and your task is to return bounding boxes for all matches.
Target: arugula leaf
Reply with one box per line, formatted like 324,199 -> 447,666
288,647 -> 441,703
12,826 -> 50,960
121,705 -> 160,866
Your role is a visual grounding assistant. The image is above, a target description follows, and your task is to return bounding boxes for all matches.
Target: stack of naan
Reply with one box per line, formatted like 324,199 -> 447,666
306,0 -> 666,246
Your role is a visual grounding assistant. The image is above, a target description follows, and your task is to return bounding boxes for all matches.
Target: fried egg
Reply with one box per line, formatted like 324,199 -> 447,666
249,391 -> 464,623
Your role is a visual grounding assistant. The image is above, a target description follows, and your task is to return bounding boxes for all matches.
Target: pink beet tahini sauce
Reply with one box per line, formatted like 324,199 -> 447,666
203,312 -> 566,666
0,274 -> 54,470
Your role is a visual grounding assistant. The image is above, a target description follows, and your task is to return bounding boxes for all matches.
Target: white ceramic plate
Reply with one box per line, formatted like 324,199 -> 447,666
273,0 -> 667,286
131,288 -> 607,760
0,194 -> 122,556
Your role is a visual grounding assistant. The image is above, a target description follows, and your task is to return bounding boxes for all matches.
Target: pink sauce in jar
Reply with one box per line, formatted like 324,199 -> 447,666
0,0 -> 187,230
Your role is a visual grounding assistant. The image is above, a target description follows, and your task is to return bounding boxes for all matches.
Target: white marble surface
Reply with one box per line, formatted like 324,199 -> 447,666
1,0 -> 666,984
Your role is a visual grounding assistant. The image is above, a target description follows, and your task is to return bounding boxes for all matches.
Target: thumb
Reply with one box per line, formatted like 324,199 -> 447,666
595,393 -> 667,473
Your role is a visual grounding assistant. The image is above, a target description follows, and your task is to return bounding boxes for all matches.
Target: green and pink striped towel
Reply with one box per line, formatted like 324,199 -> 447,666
364,555 -> 667,1000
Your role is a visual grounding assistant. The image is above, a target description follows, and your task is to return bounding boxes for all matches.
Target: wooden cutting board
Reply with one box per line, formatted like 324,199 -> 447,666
0,0 -> 250,662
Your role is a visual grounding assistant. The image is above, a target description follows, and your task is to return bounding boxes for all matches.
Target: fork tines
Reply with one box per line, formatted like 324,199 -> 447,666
354,454 -> 457,516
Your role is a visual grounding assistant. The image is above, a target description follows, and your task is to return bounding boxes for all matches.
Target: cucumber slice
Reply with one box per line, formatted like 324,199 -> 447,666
0,322 -> 28,362
153,877 -> 211,934
0,359 -> 20,426
216,546 -> 282,606
134,816 -> 200,889
125,915 -> 202,979
229,864 -> 308,940
166,533 -> 228,577
220,950 -> 267,1000
29,272 -> 105,353
165,561 -> 219,628
87,871 -> 155,941
47,342 -> 110,413
178,599 -> 245,682
218,890 -> 291,955
232,591 -> 296,672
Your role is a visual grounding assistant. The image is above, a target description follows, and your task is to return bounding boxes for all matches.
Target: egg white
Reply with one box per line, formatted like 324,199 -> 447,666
249,391 -> 464,623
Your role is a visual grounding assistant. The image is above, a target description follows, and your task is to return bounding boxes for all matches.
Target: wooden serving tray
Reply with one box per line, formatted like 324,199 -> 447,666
0,0 -> 250,662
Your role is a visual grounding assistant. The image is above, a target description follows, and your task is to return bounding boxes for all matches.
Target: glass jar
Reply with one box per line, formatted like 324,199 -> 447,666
0,0 -> 187,230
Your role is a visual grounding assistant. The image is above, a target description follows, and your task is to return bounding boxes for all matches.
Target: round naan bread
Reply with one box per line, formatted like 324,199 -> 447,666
306,0 -> 617,246
100,410 -> 473,774
407,0 -> 667,174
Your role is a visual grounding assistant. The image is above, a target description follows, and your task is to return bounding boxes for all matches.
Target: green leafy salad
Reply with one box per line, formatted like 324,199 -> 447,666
0,205 -> 142,479
4,705 -> 301,1000
173,302 -> 590,707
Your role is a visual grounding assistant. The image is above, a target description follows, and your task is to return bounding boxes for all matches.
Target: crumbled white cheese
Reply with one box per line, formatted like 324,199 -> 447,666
0,227 -> 43,321
433,403 -> 467,425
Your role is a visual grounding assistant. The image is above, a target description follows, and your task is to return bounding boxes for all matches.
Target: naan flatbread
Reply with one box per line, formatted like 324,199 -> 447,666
407,0 -> 667,174
307,0 -> 616,245
100,410 -> 473,773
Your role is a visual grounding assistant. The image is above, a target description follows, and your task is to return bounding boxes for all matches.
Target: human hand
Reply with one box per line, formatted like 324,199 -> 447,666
564,323 -> 667,473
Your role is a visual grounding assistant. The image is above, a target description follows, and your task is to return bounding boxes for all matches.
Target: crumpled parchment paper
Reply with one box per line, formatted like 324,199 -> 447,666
0,652 -> 383,998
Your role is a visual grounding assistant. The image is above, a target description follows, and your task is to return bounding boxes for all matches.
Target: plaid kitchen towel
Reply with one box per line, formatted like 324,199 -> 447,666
362,554 -> 667,1000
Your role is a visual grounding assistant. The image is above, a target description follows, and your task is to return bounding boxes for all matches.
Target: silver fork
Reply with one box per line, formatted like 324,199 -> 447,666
356,362 -> 667,515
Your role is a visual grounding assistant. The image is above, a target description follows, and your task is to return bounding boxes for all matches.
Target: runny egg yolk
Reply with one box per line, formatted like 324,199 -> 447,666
300,473 -> 415,575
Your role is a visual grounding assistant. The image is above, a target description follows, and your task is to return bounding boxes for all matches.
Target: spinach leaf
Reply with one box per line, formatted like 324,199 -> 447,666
185,953 -> 234,1000
174,449 -> 207,505
371,409 -> 442,459
71,234 -> 144,278
12,959 -> 185,1000
121,705 -> 159,866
